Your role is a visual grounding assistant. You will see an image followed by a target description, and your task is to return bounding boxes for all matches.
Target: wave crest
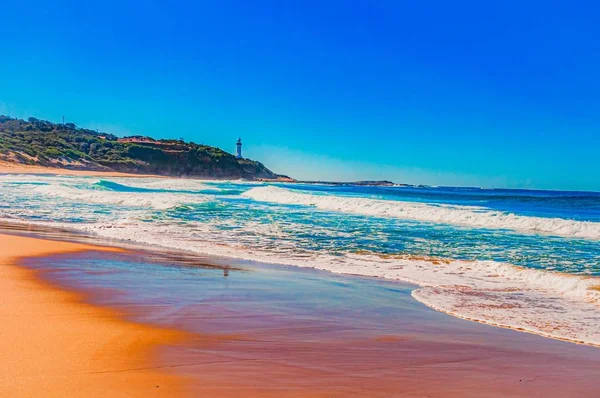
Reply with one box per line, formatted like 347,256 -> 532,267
96,178 -> 210,192
243,186 -> 600,239
34,184 -> 210,209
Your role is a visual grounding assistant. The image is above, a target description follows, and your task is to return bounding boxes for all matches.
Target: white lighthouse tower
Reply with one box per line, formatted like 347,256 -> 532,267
236,138 -> 242,159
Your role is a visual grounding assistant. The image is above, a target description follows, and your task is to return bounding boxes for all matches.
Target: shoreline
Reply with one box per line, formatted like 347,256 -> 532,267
4,225 -> 600,396
411,290 -> 599,349
0,233 -> 188,397
19,235 -> 600,397
3,219 -> 600,349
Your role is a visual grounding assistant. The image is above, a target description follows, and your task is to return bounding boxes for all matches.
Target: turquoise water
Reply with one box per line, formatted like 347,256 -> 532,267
4,176 -> 598,273
1,174 -> 599,344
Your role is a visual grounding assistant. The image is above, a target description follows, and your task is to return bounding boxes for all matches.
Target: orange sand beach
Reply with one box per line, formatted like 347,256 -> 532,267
0,161 -> 159,177
3,229 -> 600,397
0,233 -> 186,397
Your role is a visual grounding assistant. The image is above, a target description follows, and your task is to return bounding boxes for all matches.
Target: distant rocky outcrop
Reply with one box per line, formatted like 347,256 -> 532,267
0,116 -> 284,180
289,180 -> 397,186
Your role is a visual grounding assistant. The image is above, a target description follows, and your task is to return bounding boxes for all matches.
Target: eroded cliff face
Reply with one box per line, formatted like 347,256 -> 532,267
0,116 -> 281,179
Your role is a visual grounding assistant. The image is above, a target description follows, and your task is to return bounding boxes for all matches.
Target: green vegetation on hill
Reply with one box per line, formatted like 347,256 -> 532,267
0,116 -> 283,179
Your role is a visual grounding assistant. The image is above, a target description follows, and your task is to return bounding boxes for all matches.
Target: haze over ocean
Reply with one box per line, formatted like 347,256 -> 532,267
1,1 -> 599,190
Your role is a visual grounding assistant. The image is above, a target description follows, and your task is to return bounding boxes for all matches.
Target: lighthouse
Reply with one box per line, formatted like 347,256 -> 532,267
236,138 -> 242,159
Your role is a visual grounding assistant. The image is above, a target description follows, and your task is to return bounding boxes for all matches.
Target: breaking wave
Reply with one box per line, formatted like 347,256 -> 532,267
34,184 -> 211,210
243,186 -> 600,239
101,178 -> 211,192
91,179 -> 241,195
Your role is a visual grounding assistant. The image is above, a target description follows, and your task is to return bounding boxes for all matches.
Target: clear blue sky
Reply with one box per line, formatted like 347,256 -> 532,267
1,1 -> 599,190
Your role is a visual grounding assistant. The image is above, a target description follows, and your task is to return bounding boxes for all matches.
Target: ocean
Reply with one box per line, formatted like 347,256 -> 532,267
1,174 -> 599,345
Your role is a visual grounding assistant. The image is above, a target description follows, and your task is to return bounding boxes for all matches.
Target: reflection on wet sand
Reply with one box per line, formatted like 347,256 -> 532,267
22,238 -> 600,397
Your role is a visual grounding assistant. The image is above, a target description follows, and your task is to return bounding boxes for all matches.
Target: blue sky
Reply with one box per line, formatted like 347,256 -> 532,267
1,1 -> 599,190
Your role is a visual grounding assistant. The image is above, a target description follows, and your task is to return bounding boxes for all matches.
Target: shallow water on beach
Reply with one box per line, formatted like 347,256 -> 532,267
23,250 -> 600,397
2,174 -> 600,345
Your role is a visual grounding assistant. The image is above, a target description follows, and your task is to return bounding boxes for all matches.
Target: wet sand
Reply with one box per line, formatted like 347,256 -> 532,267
0,233 -> 187,397
13,228 -> 600,398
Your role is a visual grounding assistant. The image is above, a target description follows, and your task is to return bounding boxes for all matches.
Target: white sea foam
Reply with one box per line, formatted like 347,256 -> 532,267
329,254 -> 600,345
243,186 -> 600,239
411,286 -> 600,345
34,184 -> 211,209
